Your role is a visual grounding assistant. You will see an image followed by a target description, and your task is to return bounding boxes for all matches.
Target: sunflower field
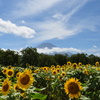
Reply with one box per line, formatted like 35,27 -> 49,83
0,61 -> 100,100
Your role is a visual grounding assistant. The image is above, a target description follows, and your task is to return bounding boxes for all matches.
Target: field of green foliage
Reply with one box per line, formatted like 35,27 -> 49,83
0,62 -> 100,100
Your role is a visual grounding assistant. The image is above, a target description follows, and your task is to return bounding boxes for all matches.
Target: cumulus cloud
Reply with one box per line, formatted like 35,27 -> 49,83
37,47 -> 82,54
37,47 -> 100,57
0,18 -> 35,38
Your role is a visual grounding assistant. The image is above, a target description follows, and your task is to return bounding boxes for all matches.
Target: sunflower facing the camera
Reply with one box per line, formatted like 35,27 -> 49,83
64,78 -> 83,99
17,69 -> 34,90
6,69 -> 14,77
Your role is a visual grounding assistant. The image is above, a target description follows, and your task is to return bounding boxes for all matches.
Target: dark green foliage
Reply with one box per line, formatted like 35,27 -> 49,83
21,47 -> 39,67
53,54 -> 67,66
38,54 -> 58,67
0,49 -> 19,66
0,47 -> 100,67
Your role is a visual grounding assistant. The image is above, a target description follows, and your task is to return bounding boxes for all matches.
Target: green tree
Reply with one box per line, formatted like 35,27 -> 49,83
0,49 -> 5,65
21,47 -> 39,67
54,54 -> 67,65
38,53 -> 57,67
3,49 -> 19,66
70,53 -> 88,64
88,54 -> 100,65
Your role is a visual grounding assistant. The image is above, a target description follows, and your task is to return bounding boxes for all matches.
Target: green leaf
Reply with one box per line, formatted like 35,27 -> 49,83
34,88 -> 46,92
80,95 -> 91,100
31,93 -> 47,100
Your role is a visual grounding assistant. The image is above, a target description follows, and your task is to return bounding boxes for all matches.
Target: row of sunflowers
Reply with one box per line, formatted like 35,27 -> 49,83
0,61 -> 100,100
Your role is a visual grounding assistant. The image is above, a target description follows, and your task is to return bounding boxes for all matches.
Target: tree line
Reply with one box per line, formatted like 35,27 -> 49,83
0,47 -> 100,67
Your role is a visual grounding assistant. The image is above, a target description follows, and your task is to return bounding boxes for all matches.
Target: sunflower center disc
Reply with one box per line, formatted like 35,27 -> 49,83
8,71 -> 13,76
3,84 -> 9,92
21,74 -> 30,85
68,82 -> 79,94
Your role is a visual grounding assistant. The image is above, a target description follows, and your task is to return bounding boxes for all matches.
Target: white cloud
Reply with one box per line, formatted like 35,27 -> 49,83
30,18 -> 89,43
0,18 -> 35,38
62,0 -> 89,22
93,45 -> 97,48
36,20 -> 77,39
1,46 -> 100,57
29,0 -> 92,43
53,0 -> 89,21
82,48 -> 100,57
13,0 -> 61,17
21,20 -> 26,24
37,47 -> 100,57
37,47 -> 82,54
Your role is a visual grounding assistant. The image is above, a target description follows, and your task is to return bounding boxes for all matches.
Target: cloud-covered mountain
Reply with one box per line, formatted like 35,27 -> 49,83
36,43 -> 56,49
36,43 -> 73,56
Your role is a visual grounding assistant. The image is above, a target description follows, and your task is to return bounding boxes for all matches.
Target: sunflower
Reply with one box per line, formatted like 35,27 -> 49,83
56,65 -> 60,68
7,66 -> 12,69
1,78 -> 11,95
56,68 -> 60,73
2,68 -> 8,74
61,67 -> 65,71
58,76 -> 62,81
16,72 -> 22,78
84,69 -> 89,75
6,69 -> 14,77
14,83 -> 20,92
64,78 -> 83,99
34,69 -> 39,73
61,72 -> 66,77
43,67 -> 49,72
21,92 -> 26,98
52,70 -> 57,75
67,61 -> 72,66
72,63 -> 77,69
95,61 -> 99,67
78,62 -> 82,66
17,69 -> 34,90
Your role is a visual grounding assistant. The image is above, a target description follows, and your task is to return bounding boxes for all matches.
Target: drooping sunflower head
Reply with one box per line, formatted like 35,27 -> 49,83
2,68 -> 8,74
14,83 -> 20,92
7,66 -> 12,69
1,78 -> 11,95
34,69 -> 39,73
26,68 -> 32,73
16,72 -> 22,78
17,70 -> 34,90
6,69 -> 14,77
64,78 -> 83,99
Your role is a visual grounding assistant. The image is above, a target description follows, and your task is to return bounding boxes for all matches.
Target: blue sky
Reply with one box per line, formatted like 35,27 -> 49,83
0,0 -> 100,56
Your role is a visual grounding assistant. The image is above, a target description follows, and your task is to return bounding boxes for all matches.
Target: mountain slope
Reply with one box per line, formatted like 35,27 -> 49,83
36,43 -> 57,49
